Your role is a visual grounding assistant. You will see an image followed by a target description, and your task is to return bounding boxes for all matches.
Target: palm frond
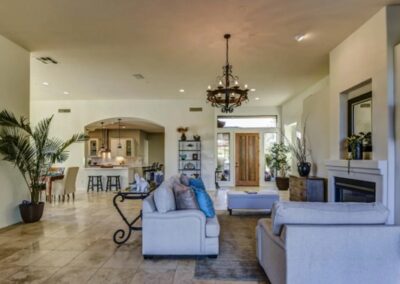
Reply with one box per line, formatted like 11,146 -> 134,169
0,110 -> 32,135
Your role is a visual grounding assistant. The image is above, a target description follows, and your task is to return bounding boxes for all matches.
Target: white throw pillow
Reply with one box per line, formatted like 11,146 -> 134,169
153,181 -> 176,213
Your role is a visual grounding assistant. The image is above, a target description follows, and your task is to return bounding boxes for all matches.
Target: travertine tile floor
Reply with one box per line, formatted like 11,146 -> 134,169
0,185 -> 287,284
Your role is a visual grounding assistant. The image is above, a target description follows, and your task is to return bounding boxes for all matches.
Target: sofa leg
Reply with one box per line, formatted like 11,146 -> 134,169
208,255 -> 218,259
143,255 -> 153,260
228,209 -> 232,216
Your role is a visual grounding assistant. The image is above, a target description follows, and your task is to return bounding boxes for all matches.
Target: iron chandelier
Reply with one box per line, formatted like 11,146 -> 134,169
206,34 -> 249,113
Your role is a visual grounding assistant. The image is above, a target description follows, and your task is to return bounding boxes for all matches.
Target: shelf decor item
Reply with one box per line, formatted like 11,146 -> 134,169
0,110 -> 83,223
177,127 -> 189,141
193,135 -> 201,141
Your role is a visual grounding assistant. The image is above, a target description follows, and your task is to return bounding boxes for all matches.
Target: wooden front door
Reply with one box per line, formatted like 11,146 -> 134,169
235,133 -> 259,186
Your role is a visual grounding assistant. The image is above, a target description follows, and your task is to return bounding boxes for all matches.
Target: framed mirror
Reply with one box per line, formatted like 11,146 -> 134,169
347,92 -> 372,151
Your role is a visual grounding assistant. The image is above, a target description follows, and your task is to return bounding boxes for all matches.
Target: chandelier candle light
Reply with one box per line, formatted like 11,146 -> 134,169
206,34 -> 249,113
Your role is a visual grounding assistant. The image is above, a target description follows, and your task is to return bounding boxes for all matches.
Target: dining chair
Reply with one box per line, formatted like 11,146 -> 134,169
52,167 -> 79,201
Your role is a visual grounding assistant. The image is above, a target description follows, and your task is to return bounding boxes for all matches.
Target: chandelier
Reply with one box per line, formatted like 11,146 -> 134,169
206,34 -> 249,113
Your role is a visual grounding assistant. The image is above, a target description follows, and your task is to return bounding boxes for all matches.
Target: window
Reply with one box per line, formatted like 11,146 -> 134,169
216,133 -> 230,181
217,116 -> 277,128
264,133 -> 277,181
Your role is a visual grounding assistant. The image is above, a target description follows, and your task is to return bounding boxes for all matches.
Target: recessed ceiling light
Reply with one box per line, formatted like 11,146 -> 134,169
42,82 -> 49,86
63,91 -> 70,95
255,97 -> 260,101
250,88 -> 256,92
294,34 -> 307,42
179,89 -> 185,93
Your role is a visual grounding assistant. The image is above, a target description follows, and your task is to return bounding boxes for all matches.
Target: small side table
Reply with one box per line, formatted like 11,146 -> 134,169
112,189 -> 154,245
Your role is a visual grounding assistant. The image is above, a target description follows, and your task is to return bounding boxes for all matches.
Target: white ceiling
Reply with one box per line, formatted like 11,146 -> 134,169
0,0 -> 398,105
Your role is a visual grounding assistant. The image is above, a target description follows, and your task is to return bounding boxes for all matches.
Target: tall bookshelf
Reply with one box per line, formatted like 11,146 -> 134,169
178,140 -> 201,177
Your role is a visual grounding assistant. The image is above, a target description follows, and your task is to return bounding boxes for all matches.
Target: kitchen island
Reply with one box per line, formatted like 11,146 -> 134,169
84,167 -> 136,190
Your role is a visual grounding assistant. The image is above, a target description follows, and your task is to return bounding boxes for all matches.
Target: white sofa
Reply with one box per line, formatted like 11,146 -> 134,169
142,178 -> 219,257
256,201 -> 400,284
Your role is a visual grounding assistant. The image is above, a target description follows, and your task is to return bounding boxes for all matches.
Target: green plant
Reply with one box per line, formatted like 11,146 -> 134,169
346,132 -> 370,158
0,110 -> 83,204
269,143 -> 290,177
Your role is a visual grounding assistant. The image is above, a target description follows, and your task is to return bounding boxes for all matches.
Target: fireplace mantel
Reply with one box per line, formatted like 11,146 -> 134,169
325,159 -> 393,224
325,160 -> 387,175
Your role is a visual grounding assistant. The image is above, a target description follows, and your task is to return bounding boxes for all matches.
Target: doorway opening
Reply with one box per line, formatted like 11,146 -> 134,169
216,115 -> 278,187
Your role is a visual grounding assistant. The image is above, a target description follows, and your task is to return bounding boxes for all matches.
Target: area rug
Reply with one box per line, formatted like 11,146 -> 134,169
195,212 -> 271,282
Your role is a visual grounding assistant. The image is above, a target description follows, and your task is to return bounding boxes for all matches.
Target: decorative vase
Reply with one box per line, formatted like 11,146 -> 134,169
275,177 -> 289,191
352,142 -> 363,160
181,133 -> 187,141
297,162 -> 311,177
19,202 -> 44,223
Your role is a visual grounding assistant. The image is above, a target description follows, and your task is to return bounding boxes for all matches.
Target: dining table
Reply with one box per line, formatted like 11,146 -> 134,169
46,174 -> 64,203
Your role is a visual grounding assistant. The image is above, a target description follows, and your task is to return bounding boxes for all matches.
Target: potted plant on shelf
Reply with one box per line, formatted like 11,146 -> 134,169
347,132 -> 370,160
270,143 -> 290,190
0,110 -> 83,223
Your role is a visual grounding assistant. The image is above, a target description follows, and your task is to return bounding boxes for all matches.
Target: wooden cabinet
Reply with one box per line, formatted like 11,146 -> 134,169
289,176 -> 326,202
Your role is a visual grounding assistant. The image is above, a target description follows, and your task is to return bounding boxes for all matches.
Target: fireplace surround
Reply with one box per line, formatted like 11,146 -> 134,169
325,160 -> 392,223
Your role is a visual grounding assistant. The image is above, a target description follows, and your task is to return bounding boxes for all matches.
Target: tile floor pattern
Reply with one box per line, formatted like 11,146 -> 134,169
0,185 -> 288,284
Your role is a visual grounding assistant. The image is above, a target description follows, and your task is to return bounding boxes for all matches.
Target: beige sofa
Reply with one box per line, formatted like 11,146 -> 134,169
142,177 -> 219,257
256,201 -> 400,284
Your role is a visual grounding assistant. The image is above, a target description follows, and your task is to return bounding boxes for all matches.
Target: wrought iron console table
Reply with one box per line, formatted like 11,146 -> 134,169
112,189 -> 154,245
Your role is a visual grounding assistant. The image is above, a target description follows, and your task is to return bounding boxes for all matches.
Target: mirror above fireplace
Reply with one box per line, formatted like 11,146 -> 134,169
347,91 -> 372,151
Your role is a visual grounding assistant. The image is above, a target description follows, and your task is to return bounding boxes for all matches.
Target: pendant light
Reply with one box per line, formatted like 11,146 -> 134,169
117,118 -> 122,149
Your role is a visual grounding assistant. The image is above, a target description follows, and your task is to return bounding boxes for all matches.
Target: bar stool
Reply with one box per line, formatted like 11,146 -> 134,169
106,175 -> 121,191
87,175 -> 103,192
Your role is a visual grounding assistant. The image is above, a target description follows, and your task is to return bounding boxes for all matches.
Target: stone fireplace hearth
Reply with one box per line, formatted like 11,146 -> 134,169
325,160 -> 393,224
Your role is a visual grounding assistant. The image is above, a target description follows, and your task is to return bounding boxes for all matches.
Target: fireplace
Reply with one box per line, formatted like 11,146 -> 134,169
335,177 -> 376,202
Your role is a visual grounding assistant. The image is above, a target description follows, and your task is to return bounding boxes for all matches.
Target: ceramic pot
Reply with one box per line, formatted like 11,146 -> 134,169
297,162 -> 311,177
19,202 -> 44,223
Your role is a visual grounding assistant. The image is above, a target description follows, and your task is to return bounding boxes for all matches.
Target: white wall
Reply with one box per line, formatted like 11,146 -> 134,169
281,77 -> 329,176
30,99 -> 216,189
147,133 -> 165,164
395,44 -> 400,224
329,6 -> 400,224
0,35 -> 30,228
302,86 -> 330,177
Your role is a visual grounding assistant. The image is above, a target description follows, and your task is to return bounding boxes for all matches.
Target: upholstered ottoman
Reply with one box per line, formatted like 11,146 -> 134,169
227,190 -> 279,215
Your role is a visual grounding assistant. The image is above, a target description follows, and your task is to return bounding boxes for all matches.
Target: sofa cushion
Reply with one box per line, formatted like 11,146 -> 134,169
189,177 -> 206,191
142,194 -> 156,213
271,201 -> 389,235
180,174 -> 191,186
173,183 -> 199,210
153,181 -> 176,213
206,216 -> 220,237
192,186 -> 215,218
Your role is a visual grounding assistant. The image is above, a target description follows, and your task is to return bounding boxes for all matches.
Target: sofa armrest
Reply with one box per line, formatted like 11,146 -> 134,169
142,210 -> 208,255
285,225 -> 400,284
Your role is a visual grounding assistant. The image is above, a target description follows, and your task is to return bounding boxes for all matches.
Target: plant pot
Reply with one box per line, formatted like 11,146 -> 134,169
275,177 -> 289,191
19,202 -> 44,223
297,162 -> 311,177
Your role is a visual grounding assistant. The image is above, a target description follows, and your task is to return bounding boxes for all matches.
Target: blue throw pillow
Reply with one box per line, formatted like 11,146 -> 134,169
191,186 -> 215,218
189,177 -> 206,191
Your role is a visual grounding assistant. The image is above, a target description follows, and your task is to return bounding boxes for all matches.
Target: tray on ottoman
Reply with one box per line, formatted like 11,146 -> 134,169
227,190 -> 280,215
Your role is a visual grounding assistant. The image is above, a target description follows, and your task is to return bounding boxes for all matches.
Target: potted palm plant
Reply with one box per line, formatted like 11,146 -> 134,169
0,110 -> 83,223
270,143 -> 290,190
287,123 -> 311,177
